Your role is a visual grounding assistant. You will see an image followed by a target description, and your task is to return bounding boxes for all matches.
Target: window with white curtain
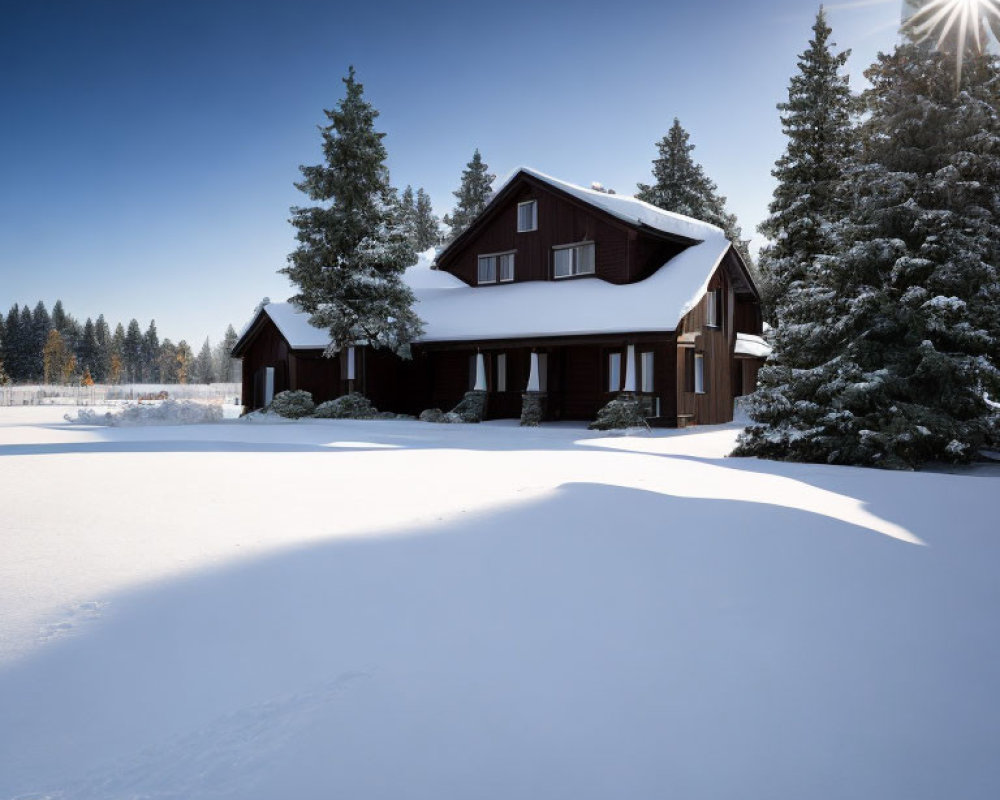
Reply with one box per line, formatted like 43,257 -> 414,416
694,353 -> 705,394
478,252 -> 514,284
641,351 -> 654,392
608,352 -> 621,392
553,242 -> 595,278
517,201 -> 537,232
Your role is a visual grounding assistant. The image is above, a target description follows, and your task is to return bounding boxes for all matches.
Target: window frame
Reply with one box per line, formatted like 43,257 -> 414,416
477,250 -> 516,285
694,353 -> 706,394
496,353 -> 507,392
552,241 -> 596,279
517,200 -> 538,232
705,288 -> 722,328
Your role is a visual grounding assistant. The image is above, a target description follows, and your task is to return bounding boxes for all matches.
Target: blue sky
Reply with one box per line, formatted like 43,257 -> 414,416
1,0 -> 904,346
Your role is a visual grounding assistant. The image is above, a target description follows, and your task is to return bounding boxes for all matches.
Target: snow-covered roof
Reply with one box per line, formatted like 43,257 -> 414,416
734,332 -> 772,359
489,166 -> 723,243
244,235 -> 731,348
409,238 -> 731,342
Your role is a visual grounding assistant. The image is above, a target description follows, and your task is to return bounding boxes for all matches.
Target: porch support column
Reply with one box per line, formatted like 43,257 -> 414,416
526,351 -> 540,392
474,351 -> 487,392
623,344 -> 637,393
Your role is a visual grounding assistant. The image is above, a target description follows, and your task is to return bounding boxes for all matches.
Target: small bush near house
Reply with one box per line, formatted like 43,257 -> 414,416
419,408 -> 464,424
269,390 -> 315,419
313,392 -> 377,419
589,396 -> 649,431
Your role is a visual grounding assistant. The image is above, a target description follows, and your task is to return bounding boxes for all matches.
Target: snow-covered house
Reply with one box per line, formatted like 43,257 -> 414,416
233,168 -> 769,425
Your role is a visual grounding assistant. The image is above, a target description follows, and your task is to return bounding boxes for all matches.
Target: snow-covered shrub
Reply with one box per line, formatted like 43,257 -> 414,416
268,390 -> 315,419
313,392 -> 377,419
419,408 -> 463,424
65,400 -> 224,427
449,390 -> 486,423
588,395 -> 649,431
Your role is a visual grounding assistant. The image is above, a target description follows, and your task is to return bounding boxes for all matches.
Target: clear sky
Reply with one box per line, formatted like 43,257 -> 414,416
1,0 -> 904,346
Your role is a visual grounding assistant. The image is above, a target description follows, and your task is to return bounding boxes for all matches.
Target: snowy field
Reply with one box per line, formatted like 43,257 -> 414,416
1,406 -> 998,799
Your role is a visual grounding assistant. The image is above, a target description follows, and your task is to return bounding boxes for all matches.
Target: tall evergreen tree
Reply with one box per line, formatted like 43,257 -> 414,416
94,314 -> 111,383
443,149 -> 495,240
143,320 -> 160,382
158,339 -> 178,383
2,305 -> 21,382
413,188 -> 441,250
396,184 -> 417,244
193,338 -> 214,383
110,323 -> 126,384
213,324 -> 240,383
281,66 -> 421,357
51,300 -> 68,333
77,317 -> 99,377
637,119 -> 753,268
31,302 -> 51,381
737,42 -> 1000,468
123,319 -> 144,382
757,8 -> 854,321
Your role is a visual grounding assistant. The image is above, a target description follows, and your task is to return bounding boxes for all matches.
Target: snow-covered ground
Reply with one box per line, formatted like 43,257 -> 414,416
1,406 -> 998,799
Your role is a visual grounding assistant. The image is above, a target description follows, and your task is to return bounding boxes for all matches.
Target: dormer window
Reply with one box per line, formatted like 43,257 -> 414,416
517,201 -> 537,232
478,251 -> 515,284
553,242 -> 595,278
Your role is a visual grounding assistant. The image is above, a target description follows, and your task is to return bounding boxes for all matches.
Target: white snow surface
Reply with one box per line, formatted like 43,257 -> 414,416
2,406 -> 998,800
734,332 -> 772,358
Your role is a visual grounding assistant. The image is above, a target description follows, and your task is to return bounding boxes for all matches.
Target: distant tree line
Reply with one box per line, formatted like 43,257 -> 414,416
0,299 -> 241,386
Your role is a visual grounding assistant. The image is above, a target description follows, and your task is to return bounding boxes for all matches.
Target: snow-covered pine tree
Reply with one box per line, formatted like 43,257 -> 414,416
737,42 -> 1000,468
414,188 -> 441,250
281,67 -> 421,357
213,324 -> 240,383
757,8 -> 854,321
193,338 -> 214,383
20,306 -> 35,380
396,185 -> 417,245
443,149 -> 495,241
637,119 -> 753,270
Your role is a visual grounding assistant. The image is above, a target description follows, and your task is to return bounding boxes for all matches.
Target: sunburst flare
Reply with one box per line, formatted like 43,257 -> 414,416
903,0 -> 1000,83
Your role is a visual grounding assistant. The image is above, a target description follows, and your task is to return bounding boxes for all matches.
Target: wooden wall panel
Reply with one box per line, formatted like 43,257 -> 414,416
439,178 -> 635,286
240,318 -> 290,410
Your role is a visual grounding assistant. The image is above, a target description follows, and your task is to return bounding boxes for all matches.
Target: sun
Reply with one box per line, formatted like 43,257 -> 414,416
903,0 -> 1000,82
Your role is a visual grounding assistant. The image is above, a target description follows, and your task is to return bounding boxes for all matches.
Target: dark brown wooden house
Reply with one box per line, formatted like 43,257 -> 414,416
233,167 -> 769,425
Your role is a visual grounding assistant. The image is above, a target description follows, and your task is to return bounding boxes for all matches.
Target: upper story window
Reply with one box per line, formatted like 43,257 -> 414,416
553,241 -> 595,279
478,251 -> 515,284
517,201 -> 537,232
705,288 -> 722,328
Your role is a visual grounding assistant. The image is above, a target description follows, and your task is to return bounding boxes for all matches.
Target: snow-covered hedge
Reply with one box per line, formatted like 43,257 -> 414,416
65,400 -> 224,427
588,396 -> 649,431
313,392 -> 378,419
419,408 -> 464,424
268,390 -> 315,419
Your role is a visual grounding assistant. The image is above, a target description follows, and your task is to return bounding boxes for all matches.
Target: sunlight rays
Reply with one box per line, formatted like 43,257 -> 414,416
904,0 -> 1000,82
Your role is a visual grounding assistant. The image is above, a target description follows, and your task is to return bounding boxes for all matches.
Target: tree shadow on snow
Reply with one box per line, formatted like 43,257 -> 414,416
1,482 -> 999,800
